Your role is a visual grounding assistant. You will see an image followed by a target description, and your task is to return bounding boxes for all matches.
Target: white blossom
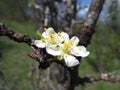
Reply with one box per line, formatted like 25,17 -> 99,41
33,28 -> 90,67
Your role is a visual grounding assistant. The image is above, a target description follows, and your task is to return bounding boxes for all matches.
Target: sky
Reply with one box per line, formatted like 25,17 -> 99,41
77,0 -> 92,7
77,0 -> 92,18
76,0 -> 108,21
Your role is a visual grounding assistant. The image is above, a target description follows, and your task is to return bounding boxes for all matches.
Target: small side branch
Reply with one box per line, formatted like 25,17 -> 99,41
92,73 -> 120,83
77,72 -> 120,85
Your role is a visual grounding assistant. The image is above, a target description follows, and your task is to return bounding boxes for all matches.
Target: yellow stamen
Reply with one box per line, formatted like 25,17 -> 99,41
78,48 -> 82,51
58,32 -> 61,34
75,42 -> 78,46
63,40 -> 72,52
58,31 -> 64,35
50,34 -> 55,39
44,28 -> 47,31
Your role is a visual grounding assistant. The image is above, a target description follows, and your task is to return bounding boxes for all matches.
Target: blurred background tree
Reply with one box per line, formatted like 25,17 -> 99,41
0,0 -> 29,21
0,0 -> 120,90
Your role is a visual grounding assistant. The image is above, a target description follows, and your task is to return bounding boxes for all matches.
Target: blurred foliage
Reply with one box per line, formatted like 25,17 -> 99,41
79,22 -> 120,73
0,0 -> 29,21
0,20 -> 36,90
78,22 -> 120,90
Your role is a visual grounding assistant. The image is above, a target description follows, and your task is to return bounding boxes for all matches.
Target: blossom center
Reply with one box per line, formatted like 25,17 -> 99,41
78,47 -> 82,51
63,40 -> 72,52
49,33 -> 55,39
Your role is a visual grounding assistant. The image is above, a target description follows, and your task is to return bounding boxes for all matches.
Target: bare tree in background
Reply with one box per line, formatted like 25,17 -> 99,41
29,0 -> 81,35
104,0 -> 120,30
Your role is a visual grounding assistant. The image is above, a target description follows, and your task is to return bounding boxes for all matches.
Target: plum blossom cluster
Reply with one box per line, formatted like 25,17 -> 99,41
33,27 -> 89,67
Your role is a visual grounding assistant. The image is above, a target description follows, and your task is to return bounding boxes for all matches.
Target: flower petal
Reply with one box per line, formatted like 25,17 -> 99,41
42,27 -> 56,39
58,32 -> 69,42
71,36 -> 79,46
46,44 -> 62,56
64,54 -> 79,67
34,40 -> 46,48
70,46 -> 89,57
46,27 -> 55,33
42,32 -> 48,38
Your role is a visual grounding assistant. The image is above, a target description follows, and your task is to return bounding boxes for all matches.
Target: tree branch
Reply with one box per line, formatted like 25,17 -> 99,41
0,23 -> 32,45
78,0 -> 105,46
77,72 -> 120,85
0,23 -> 73,70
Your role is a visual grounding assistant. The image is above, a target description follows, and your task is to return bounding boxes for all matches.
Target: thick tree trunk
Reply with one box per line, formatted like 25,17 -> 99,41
78,0 -> 105,47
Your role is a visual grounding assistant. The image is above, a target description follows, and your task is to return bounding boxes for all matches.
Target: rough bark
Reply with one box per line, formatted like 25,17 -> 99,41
78,0 -> 105,47
0,23 -> 32,45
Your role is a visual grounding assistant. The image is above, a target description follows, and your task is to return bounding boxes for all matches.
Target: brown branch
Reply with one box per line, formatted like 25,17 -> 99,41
0,23 -> 74,70
0,23 -> 32,45
0,23 -> 51,68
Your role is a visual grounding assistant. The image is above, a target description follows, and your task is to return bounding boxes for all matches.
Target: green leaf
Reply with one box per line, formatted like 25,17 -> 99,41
36,30 -> 42,38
